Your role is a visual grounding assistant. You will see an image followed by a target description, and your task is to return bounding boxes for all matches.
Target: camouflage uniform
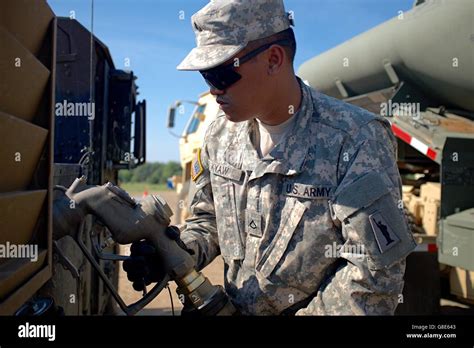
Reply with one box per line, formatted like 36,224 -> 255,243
180,80 -> 416,315
177,0 -> 416,315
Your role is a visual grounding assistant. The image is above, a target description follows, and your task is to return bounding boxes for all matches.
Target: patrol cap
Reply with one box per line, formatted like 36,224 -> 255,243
177,0 -> 293,71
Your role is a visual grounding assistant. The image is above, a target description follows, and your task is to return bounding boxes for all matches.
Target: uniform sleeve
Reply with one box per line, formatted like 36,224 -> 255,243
296,119 -> 416,315
179,127 -> 221,272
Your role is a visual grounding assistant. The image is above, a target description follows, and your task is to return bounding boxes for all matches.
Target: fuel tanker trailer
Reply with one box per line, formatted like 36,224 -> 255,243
298,0 -> 474,314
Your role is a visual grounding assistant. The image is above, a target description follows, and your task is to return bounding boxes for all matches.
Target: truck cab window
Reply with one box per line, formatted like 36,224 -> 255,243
186,104 -> 206,135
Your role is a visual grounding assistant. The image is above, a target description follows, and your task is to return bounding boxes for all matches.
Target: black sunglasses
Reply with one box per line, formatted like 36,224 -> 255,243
200,39 -> 291,91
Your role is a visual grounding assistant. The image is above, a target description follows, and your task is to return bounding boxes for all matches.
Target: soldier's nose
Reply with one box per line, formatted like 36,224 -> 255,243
209,86 -> 225,95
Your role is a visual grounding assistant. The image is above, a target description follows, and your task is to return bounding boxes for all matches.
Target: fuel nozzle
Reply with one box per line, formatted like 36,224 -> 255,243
53,177 -> 236,315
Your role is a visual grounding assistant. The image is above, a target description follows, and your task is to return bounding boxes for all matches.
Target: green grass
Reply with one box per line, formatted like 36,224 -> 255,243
120,182 -> 171,195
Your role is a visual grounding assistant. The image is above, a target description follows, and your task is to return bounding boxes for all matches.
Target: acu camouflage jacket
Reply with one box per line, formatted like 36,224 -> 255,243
181,80 -> 416,315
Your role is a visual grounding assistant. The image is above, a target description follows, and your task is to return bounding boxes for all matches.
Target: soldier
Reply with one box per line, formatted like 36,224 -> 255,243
124,0 -> 416,315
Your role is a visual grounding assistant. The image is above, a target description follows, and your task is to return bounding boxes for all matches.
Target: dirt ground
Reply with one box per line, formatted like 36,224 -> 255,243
117,190 -> 473,316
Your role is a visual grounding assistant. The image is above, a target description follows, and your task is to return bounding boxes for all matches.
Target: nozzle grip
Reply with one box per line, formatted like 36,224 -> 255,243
147,232 -> 196,280
74,222 -> 170,316
123,276 -> 170,316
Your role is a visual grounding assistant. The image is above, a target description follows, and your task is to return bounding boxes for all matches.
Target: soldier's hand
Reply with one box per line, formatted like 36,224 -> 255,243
164,225 -> 195,256
122,226 -> 194,292
122,240 -> 166,292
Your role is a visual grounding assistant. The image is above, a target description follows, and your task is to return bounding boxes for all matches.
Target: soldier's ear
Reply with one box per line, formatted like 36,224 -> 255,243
267,45 -> 285,74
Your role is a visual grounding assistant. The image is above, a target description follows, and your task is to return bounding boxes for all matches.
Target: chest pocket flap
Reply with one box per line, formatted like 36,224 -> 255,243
257,198 -> 307,278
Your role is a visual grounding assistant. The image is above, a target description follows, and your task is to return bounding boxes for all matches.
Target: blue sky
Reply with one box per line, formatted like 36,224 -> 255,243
47,0 -> 413,162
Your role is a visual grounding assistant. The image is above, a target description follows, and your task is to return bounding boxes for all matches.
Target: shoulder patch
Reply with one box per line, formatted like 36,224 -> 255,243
369,211 -> 400,254
191,148 -> 204,182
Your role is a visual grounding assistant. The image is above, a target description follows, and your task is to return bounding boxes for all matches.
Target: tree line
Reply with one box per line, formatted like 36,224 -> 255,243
119,161 -> 182,184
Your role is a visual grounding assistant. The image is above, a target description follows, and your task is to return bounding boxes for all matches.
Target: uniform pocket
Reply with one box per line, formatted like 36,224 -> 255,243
216,182 -> 244,261
256,198 -> 306,278
333,172 -> 416,270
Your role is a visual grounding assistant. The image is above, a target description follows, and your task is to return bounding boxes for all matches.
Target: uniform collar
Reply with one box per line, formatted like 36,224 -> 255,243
235,78 -> 315,179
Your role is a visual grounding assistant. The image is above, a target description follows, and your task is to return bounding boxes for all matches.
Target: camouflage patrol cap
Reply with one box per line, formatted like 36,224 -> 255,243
177,0 -> 293,71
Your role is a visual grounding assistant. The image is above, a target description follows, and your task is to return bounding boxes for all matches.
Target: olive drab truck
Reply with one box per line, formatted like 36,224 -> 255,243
0,0 -> 146,315
168,0 -> 474,315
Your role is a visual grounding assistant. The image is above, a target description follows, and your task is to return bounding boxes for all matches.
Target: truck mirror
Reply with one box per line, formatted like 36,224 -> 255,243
134,100 -> 146,165
167,107 -> 176,128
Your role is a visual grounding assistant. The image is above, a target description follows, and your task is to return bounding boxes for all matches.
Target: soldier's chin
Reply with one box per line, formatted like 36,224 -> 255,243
222,107 -> 248,123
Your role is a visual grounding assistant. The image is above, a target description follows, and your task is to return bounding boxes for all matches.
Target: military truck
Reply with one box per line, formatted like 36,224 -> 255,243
167,92 -> 219,224
0,0 -> 146,315
168,0 -> 474,314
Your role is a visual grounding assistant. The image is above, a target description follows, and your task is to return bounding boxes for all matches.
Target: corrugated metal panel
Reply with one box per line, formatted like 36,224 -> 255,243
0,0 -> 55,313
0,26 -> 50,122
0,111 -> 48,190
